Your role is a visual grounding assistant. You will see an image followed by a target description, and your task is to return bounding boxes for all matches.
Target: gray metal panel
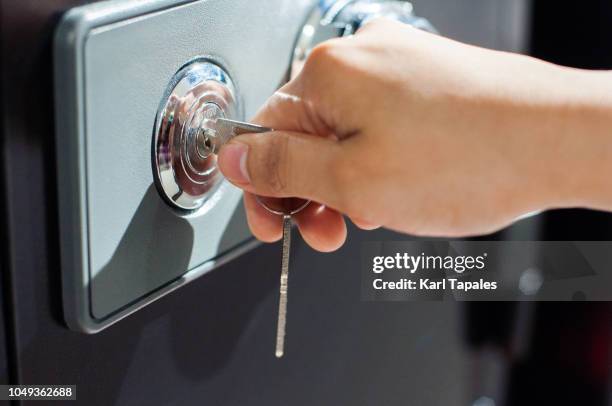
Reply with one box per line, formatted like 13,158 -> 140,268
54,0 -> 314,332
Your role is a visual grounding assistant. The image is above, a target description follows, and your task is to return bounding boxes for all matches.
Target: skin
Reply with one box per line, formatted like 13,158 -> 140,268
217,18 -> 612,252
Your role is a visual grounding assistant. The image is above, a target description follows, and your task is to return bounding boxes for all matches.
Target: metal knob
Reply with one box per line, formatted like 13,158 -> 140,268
152,60 -> 240,212
291,0 -> 436,78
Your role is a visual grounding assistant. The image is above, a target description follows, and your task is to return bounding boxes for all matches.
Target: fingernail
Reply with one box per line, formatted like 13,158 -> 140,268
218,142 -> 250,184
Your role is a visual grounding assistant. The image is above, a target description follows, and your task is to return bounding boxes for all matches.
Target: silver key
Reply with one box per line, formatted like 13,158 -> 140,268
199,117 -> 273,154
276,214 -> 292,358
256,197 -> 310,358
200,117 -> 311,358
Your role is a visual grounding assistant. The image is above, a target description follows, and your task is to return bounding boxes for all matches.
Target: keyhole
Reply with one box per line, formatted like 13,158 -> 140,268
196,128 -> 216,158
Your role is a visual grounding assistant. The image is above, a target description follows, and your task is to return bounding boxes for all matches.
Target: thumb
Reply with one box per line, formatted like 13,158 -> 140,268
217,130 -> 350,212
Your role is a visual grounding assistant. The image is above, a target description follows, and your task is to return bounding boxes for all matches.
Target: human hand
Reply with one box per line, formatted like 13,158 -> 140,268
218,18 -> 612,251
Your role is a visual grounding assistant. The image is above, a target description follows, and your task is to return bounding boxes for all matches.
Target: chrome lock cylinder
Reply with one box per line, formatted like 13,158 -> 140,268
152,60 -> 240,212
292,0 -> 435,78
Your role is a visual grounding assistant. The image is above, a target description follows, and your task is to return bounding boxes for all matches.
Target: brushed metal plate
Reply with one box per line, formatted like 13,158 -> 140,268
54,0 -> 313,332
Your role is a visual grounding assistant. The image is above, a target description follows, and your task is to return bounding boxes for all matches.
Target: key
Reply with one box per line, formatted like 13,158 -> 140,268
257,197 -> 310,358
277,213 -> 291,358
200,117 -> 311,358
198,117 -> 273,155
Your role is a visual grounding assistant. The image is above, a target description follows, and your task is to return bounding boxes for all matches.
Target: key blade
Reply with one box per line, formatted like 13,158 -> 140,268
217,118 -> 273,135
275,215 -> 292,358
210,118 -> 273,152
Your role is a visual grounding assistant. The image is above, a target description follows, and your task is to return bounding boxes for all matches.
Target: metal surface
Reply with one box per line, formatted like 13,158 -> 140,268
256,196 -> 311,216
53,0 -> 311,333
153,60 -> 239,211
211,118 -> 273,151
275,214 -> 292,358
292,0 -> 435,78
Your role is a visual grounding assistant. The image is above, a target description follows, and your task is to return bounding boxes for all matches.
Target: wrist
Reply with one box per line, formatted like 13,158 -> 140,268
530,66 -> 612,212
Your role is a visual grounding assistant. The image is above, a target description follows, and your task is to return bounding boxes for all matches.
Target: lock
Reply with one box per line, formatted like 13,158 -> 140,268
54,0 -> 314,333
153,60 -> 240,212
54,0 -> 312,333
291,1 -> 435,78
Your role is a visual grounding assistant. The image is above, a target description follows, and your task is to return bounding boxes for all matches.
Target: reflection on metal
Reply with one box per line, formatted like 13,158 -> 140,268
291,0 -> 436,78
153,60 -> 240,212
256,196 -> 311,216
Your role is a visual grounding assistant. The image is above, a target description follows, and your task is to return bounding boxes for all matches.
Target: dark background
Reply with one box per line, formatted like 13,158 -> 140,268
0,0 -> 610,405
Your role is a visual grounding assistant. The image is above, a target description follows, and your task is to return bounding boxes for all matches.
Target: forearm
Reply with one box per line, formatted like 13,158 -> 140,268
533,67 -> 612,212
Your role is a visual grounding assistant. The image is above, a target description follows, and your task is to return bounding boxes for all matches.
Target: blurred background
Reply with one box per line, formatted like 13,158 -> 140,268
1,0 -> 611,405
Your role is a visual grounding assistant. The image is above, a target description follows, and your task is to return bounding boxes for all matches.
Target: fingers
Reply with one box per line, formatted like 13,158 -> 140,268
249,44 -> 357,141
294,203 -> 347,252
243,192 -> 283,243
250,89 -> 332,137
349,217 -> 381,231
243,192 -> 347,252
219,35 -> 377,251
218,130 -> 353,214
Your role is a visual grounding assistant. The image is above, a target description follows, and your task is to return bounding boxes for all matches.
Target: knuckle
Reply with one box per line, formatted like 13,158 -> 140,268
356,17 -> 385,33
252,134 -> 290,194
305,39 -> 344,71
358,17 -> 405,34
